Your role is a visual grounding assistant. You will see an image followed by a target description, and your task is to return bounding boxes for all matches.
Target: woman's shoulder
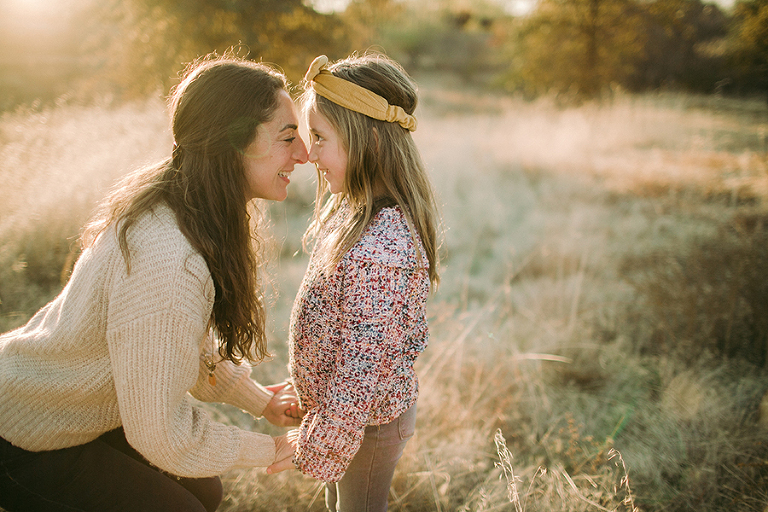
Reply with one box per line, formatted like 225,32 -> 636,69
105,203 -> 214,324
127,204 -> 188,249
347,206 -> 426,269
124,204 -> 207,273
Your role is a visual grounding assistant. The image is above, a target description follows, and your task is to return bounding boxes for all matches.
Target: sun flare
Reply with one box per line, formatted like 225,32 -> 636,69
4,0 -> 71,23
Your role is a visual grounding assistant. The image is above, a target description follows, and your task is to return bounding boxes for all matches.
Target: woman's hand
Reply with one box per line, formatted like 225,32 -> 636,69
268,429 -> 299,474
263,382 -> 305,427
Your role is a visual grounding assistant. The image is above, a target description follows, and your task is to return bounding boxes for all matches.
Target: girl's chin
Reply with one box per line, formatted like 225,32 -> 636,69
325,180 -> 341,194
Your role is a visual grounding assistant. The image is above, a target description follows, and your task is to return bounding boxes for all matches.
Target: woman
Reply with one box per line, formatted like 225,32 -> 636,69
0,55 -> 308,512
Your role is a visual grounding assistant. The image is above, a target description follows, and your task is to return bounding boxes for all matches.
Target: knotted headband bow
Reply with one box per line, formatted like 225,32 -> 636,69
304,55 -> 417,132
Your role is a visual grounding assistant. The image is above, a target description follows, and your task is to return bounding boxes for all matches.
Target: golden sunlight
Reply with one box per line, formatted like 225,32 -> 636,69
0,0 -> 80,56
3,0 -> 74,29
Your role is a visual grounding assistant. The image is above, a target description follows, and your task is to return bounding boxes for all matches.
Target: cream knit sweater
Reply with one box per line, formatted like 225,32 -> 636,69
0,204 -> 276,477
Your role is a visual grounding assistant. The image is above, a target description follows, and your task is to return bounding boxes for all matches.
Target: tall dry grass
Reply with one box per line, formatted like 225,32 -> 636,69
1,84 -> 767,511
0,97 -> 171,332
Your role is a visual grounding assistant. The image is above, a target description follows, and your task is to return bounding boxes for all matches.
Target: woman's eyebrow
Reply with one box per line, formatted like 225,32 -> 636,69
279,124 -> 298,132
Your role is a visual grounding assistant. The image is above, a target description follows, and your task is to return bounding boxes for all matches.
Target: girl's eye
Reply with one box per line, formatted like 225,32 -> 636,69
312,132 -> 323,143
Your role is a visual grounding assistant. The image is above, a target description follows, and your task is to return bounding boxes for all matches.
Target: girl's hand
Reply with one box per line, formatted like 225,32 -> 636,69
264,382 -> 305,427
268,430 -> 299,475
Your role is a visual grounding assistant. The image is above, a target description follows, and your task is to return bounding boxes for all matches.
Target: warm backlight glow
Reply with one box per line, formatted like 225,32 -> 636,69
3,0 -> 72,29
6,0 -> 58,16
1,0 -> 77,52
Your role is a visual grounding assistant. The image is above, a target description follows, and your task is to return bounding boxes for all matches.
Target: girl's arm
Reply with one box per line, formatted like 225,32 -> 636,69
293,259 -> 409,482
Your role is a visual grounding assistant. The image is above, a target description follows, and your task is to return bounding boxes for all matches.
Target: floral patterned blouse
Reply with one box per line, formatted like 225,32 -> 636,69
288,203 -> 430,483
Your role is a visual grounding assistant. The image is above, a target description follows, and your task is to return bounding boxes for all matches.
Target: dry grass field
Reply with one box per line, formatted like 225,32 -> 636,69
1,83 -> 767,511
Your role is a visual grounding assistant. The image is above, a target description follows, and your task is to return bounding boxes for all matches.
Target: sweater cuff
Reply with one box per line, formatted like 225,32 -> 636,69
294,443 -> 344,483
233,431 -> 276,468
225,376 -> 274,418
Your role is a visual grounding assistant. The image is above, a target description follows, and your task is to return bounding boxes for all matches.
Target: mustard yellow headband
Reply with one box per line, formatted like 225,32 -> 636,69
304,55 -> 417,132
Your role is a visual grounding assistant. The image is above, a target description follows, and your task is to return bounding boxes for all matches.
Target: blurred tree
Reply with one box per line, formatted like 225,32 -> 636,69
505,0 -> 646,100
728,0 -> 768,100
344,0 -> 510,83
630,0 -> 728,93
84,0 -> 351,97
342,0 -> 404,50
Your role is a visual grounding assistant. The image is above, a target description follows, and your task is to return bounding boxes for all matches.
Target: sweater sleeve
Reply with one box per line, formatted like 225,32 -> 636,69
188,334 -> 274,419
293,259 -> 406,482
106,225 -> 275,478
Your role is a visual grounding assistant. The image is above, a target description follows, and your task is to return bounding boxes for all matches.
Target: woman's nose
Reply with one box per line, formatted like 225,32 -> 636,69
294,136 -> 309,164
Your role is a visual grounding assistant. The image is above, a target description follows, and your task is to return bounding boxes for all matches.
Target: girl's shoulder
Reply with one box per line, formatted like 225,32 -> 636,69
346,206 -> 427,269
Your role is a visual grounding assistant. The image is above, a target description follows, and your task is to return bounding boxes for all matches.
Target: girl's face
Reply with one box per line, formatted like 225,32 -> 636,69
307,108 -> 348,194
243,90 -> 308,201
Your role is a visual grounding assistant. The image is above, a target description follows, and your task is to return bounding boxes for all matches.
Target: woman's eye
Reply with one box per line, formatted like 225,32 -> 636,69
284,137 -> 296,143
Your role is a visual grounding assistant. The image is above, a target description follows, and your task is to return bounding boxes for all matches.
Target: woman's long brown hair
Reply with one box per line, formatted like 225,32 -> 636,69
82,56 -> 287,364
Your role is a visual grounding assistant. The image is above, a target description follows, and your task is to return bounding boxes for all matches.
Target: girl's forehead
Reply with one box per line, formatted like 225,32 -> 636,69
308,108 -> 331,127
301,95 -> 318,114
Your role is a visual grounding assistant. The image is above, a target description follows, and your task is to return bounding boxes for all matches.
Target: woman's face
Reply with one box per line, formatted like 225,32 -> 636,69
307,108 -> 348,195
243,90 -> 308,201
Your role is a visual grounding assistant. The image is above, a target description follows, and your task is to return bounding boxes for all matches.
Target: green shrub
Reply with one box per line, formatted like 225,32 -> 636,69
621,211 -> 768,367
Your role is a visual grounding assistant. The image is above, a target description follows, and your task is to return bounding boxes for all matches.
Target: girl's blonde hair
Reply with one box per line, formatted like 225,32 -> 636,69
301,52 -> 441,288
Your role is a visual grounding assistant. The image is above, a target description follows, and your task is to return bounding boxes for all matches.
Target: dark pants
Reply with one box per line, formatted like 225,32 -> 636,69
0,429 -> 222,512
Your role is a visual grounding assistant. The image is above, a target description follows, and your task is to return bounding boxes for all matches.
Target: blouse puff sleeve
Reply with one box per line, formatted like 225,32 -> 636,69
105,223 -> 276,478
292,256 -> 409,482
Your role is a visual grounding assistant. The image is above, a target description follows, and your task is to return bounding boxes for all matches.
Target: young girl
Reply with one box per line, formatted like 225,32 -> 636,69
0,56 -> 307,512
269,53 -> 441,512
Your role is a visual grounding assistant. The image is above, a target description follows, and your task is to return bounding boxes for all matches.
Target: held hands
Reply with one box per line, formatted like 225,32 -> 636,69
264,382 -> 302,474
268,429 -> 299,475
263,382 -> 305,427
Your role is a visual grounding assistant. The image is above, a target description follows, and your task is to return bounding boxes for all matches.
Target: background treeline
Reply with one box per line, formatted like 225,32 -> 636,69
0,0 -> 766,108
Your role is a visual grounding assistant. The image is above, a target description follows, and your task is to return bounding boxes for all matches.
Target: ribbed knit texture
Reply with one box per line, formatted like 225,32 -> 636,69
289,204 -> 430,482
0,205 -> 276,477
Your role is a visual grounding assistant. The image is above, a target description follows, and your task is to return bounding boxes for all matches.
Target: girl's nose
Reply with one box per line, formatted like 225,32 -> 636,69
307,144 -> 318,164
